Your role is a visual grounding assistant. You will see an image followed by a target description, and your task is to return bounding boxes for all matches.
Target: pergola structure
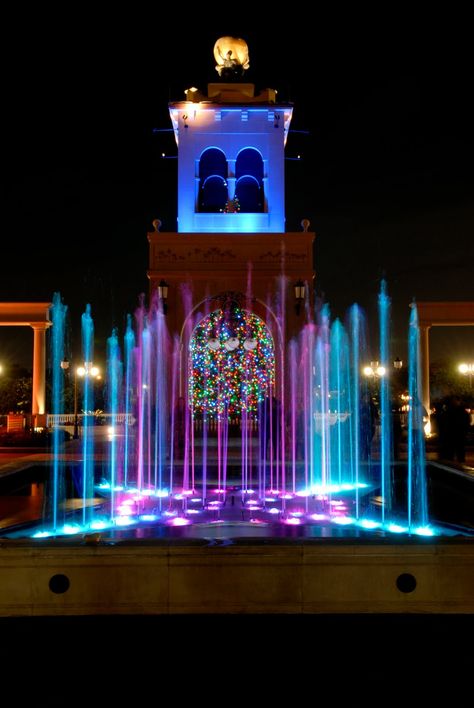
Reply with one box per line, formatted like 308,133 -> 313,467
0,302 -> 51,427
416,301 -> 474,416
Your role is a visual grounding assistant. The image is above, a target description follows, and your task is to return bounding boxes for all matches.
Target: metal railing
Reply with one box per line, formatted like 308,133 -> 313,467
46,413 -> 134,426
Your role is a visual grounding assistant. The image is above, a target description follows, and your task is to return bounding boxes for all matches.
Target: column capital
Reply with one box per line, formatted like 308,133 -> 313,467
30,322 -> 51,330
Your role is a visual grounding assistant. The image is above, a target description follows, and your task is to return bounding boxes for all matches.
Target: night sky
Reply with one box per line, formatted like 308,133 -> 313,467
2,13 -> 473,371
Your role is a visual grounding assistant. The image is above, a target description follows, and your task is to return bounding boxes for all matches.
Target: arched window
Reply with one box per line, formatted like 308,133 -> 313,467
200,175 -> 228,213
236,148 -> 264,183
235,148 -> 264,212
199,148 -> 228,212
235,175 -> 263,213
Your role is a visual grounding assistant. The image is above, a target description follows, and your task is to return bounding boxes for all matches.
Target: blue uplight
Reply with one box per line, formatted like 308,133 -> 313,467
358,519 -> 381,530
90,520 -> 108,530
387,523 -> 408,534
413,526 -> 435,537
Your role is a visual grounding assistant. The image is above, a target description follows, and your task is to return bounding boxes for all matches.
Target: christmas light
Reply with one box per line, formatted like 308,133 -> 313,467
190,306 -> 274,416
221,196 -> 241,213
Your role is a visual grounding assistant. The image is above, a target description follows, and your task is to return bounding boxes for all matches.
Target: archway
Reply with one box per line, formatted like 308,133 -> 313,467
416,301 -> 474,416
0,302 -> 51,427
189,304 -> 275,418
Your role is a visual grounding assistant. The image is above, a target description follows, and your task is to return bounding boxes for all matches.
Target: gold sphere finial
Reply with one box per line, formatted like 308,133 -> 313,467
301,219 -> 311,232
213,37 -> 250,79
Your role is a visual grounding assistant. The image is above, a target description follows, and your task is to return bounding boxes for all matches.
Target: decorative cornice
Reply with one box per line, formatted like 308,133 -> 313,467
259,251 -> 307,263
155,247 -> 237,263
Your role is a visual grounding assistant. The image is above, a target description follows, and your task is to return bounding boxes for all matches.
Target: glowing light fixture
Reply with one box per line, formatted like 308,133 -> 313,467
458,362 -> 474,387
243,338 -> 257,351
363,361 -> 386,379
207,337 -> 220,351
294,280 -> 305,316
224,337 -> 240,351
157,279 -> 169,314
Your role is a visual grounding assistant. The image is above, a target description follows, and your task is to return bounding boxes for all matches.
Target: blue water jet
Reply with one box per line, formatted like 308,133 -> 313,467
49,292 -> 68,531
349,304 -> 362,517
378,280 -> 393,522
81,304 -> 95,526
407,302 -> 429,530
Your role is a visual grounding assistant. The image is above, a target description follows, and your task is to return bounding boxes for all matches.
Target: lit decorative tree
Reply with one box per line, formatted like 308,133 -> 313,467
221,196 -> 240,213
189,305 -> 274,417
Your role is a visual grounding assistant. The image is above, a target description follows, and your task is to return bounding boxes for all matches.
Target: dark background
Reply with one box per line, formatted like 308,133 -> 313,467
2,12 -> 473,370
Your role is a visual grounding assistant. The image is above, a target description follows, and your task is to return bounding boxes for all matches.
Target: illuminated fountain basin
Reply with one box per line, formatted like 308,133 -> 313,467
21,473 -> 467,541
13,284 -> 472,541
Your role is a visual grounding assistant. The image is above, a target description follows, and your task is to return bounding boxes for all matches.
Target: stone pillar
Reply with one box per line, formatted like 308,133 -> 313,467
420,324 -> 431,417
32,324 -> 47,424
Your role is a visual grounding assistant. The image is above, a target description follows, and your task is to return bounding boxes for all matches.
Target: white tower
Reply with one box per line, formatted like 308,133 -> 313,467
169,39 -> 293,234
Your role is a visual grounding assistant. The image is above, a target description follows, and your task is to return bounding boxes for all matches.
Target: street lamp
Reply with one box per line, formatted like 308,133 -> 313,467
363,361 -> 387,380
458,362 -> 474,388
75,363 -> 101,439
61,360 -> 100,439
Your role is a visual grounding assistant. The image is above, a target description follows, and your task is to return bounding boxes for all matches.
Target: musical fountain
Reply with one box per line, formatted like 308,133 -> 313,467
3,280 -> 467,542
1,39 -> 473,622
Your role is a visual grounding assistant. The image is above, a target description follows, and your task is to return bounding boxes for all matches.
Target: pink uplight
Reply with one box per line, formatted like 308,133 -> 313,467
310,513 -> 328,521
117,505 -> 133,516
170,517 -> 191,526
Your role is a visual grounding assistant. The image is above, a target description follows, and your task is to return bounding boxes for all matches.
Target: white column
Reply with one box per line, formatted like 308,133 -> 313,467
420,324 -> 431,417
32,325 -> 47,417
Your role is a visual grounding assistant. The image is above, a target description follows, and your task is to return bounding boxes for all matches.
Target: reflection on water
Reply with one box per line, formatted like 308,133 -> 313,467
0,483 -> 44,531
0,463 -> 472,540
0,468 -> 103,534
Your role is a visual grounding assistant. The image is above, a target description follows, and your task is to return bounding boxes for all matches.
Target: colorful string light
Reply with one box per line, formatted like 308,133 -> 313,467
189,307 -> 274,416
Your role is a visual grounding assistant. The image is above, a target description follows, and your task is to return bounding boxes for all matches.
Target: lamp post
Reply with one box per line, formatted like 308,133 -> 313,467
75,363 -> 101,439
363,361 -> 387,381
157,279 -> 169,315
61,361 -> 100,439
294,280 -> 305,316
458,362 -> 474,388
60,359 -> 71,435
